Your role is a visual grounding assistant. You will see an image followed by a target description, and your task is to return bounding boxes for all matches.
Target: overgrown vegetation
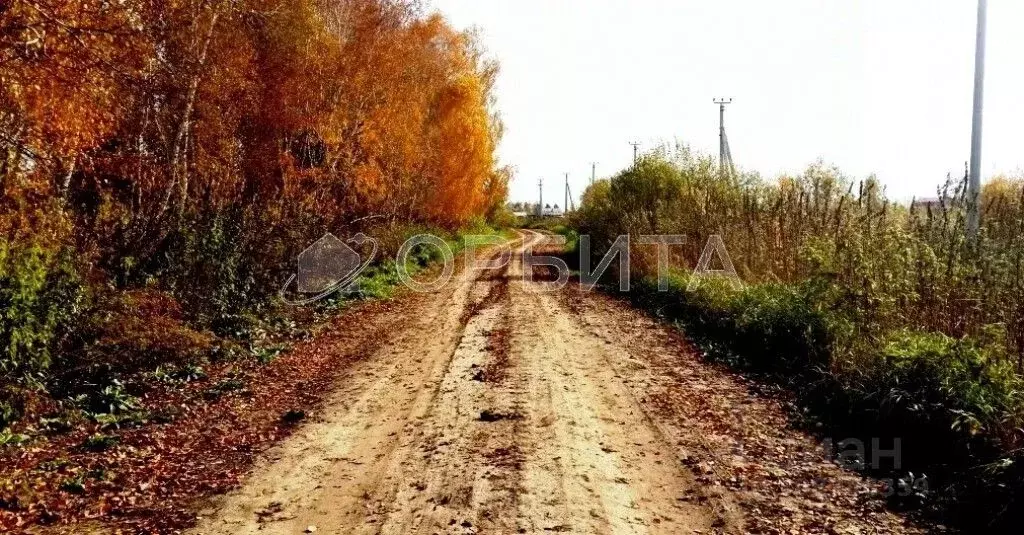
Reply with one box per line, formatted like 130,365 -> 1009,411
572,144 -> 1024,529
0,0 -> 508,448
0,2 -> 520,529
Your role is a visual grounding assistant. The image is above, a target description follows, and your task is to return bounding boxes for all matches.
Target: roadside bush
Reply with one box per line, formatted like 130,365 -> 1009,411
634,275 -> 835,374
158,210 -> 264,336
72,290 -> 214,380
730,283 -> 835,372
873,330 -> 1023,443
633,272 -> 1024,517
487,207 -> 518,230
0,240 -> 86,377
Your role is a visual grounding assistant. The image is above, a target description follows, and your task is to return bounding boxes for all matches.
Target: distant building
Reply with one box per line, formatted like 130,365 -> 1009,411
506,201 -> 565,219
542,203 -> 564,217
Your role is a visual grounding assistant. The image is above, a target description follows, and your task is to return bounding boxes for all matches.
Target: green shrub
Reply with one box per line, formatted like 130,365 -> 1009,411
875,330 -> 1024,440
58,475 -> 86,494
635,269 -> 1024,443
90,410 -> 149,430
38,411 -> 81,434
634,274 -> 834,374
89,379 -> 141,415
730,283 -> 834,372
252,345 -> 285,365
161,212 -> 258,335
0,240 -> 85,376
616,227 -> 1024,527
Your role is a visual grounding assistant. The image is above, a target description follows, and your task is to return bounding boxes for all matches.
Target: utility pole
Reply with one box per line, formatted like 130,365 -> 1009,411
564,172 -> 569,214
967,0 -> 987,239
714,98 -> 733,171
537,177 -> 543,217
591,162 -> 596,185
629,141 -> 641,164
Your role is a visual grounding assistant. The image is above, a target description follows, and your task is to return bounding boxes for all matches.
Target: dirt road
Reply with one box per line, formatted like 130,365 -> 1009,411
189,231 -> 925,534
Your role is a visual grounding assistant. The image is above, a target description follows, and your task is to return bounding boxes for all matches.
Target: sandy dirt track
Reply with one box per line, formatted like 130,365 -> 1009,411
188,231 -> 926,535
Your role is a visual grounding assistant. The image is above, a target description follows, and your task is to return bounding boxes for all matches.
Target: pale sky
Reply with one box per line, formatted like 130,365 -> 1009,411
428,0 -> 1023,205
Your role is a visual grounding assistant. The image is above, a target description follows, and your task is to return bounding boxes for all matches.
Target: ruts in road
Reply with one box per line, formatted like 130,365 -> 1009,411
189,230 -> 927,535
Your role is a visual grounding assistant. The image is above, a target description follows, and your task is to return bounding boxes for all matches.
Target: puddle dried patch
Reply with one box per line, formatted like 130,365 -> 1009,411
478,409 -> 522,422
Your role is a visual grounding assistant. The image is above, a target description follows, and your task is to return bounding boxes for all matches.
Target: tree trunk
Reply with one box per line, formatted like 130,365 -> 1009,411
162,7 -> 221,216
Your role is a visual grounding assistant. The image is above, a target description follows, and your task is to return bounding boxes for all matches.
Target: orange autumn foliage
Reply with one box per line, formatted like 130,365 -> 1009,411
0,0 -> 510,381
1,0 -> 507,233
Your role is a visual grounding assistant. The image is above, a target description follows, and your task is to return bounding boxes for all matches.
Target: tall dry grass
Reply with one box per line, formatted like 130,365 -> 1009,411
573,145 -> 1024,527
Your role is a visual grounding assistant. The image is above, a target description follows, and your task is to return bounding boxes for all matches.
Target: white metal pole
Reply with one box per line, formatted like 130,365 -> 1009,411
968,0 -> 987,239
538,178 -> 543,217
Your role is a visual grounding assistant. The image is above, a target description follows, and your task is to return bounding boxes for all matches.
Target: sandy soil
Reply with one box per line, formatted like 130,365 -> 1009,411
187,231 -> 926,535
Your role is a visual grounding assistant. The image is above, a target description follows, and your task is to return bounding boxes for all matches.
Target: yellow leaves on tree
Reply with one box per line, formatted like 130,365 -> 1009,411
427,73 -> 496,225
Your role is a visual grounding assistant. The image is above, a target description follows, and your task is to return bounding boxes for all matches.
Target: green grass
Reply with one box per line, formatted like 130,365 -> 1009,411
355,224 -> 511,300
